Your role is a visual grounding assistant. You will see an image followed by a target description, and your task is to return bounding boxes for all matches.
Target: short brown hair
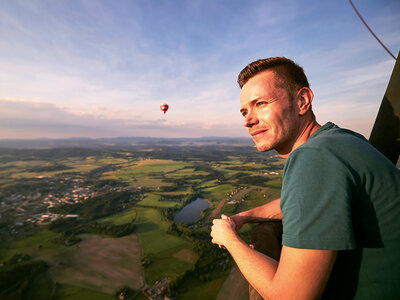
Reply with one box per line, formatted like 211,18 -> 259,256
237,57 -> 310,94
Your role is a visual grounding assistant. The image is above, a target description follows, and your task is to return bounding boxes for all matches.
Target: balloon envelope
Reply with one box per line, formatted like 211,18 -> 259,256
160,104 -> 169,114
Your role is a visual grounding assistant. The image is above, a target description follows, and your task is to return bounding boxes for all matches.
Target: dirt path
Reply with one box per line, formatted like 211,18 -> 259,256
208,197 -> 228,221
209,187 -> 248,221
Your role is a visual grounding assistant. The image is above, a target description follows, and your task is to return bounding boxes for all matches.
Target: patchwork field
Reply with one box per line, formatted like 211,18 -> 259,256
134,207 -> 197,284
137,193 -> 178,208
1,230 -> 144,296
0,155 -> 129,181
178,276 -> 228,300
2,229 -> 67,261
0,147 -> 285,299
53,283 -> 116,300
50,234 -> 144,294
98,207 -> 138,225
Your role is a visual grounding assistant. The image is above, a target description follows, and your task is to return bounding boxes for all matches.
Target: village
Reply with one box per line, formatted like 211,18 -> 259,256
0,175 -> 127,228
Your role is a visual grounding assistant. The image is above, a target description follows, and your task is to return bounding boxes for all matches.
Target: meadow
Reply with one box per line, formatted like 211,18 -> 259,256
0,146 -> 284,299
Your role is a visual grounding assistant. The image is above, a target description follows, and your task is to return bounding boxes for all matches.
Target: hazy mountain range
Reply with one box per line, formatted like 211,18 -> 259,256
0,137 -> 255,149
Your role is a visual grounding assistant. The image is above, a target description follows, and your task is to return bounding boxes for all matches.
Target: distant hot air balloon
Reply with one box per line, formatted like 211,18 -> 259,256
160,103 -> 169,114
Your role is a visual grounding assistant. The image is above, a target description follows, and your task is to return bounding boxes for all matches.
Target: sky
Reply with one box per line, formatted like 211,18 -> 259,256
1,0 -> 399,139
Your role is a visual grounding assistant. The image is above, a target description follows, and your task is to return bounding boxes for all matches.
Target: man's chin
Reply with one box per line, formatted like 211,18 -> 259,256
255,142 -> 271,152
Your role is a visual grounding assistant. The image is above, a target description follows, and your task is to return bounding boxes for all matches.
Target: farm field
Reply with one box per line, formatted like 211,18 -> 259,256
53,283 -> 116,300
137,193 -> 178,208
50,234 -> 144,294
1,228 -> 67,261
134,207 -> 197,283
0,144 -> 284,299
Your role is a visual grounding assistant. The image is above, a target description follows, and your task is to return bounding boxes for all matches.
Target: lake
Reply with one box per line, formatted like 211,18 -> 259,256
174,198 -> 210,224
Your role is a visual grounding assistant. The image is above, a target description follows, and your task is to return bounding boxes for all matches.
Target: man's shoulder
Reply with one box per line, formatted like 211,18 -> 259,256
286,122 -> 399,177
305,122 -> 367,148
291,122 -> 371,159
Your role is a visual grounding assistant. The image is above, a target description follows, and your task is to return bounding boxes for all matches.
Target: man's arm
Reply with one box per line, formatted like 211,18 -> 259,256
230,198 -> 282,231
211,216 -> 337,300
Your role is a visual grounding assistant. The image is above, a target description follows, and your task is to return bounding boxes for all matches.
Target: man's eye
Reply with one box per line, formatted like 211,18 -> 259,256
256,101 -> 266,107
241,111 -> 247,117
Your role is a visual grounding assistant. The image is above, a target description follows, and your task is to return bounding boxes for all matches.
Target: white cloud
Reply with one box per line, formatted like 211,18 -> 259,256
0,98 -> 246,138
1,0 -> 399,139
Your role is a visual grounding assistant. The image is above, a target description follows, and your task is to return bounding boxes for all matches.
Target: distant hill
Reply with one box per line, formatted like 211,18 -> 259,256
0,136 -> 254,149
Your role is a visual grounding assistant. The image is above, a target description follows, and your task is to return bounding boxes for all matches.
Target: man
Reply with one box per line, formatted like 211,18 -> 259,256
210,57 -> 400,299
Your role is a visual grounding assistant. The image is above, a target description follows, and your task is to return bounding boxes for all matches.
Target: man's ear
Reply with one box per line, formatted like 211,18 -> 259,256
296,87 -> 313,116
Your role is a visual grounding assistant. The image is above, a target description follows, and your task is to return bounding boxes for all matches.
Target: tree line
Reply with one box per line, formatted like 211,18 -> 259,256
165,221 -> 232,296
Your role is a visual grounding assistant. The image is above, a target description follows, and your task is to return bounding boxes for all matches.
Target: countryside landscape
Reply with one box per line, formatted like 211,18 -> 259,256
0,138 -> 284,300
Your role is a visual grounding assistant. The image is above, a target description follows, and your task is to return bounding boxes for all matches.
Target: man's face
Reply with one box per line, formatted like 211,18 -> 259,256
240,71 -> 299,154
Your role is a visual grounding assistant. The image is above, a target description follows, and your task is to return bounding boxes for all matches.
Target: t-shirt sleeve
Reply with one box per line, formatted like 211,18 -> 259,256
281,147 -> 357,250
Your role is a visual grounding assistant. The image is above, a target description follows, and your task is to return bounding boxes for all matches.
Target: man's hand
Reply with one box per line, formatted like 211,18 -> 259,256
210,214 -> 237,248
229,214 -> 247,232
226,198 -> 283,233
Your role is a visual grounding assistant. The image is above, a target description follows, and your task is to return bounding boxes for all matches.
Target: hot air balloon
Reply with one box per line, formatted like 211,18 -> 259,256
160,103 -> 169,114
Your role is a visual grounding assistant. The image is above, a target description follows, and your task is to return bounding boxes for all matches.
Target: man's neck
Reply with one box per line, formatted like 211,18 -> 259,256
279,120 -> 321,159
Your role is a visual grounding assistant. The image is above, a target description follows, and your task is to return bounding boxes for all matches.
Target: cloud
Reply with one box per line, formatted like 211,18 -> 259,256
0,98 -> 245,138
1,0 -> 399,139
310,59 -> 395,137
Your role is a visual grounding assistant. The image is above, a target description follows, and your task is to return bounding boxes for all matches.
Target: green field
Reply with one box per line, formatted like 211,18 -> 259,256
109,159 -> 190,177
53,283 -> 116,300
1,156 -> 128,179
134,207 -> 196,283
138,193 -> 178,208
0,148 -> 285,299
98,207 -> 138,225
1,228 -> 66,262
178,275 -> 228,300
23,271 -> 55,299
202,184 -> 234,203
49,234 -> 144,294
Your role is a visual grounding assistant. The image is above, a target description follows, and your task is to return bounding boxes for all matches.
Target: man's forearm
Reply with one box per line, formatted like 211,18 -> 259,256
225,232 -> 279,298
234,198 -> 282,223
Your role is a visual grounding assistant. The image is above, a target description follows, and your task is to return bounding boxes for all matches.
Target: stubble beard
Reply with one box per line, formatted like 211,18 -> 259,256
253,133 -> 275,153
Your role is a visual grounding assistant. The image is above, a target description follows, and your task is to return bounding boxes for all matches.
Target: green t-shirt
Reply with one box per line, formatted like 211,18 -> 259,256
281,122 -> 400,299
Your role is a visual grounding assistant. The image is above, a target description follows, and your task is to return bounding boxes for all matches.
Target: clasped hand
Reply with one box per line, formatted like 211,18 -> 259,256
210,214 -> 237,248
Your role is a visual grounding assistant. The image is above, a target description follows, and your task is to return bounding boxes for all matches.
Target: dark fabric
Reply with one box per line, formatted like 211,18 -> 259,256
248,220 -> 283,300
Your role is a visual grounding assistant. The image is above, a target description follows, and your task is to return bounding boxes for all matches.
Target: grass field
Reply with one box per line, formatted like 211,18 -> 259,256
101,159 -> 196,189
201,183 -> 234,213
178,276 -> 228,300
197,179 -> 219,189
114,159 -> 190,177
138,193 -> 178,208
1,156 -> 129,179
98,207 -> 138,225
50,234 -> 144,294
132,177 -> 172,188
53,283 -> 116,300
134,207 -> 196,284
166,168 -> 209,178
1,150 -> 286,299
24,271 -> 55,300
97,157 -> 129,165
157,188 -> 193,196
0,228 -> 66,262
1,229 -> 144,296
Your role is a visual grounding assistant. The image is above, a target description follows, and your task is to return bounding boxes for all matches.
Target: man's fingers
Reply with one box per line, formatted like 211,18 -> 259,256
211,238 -> 226,249
221,214 -> 229,220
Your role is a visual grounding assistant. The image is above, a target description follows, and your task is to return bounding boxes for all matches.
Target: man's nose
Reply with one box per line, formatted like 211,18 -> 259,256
244,111 -> 258,128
